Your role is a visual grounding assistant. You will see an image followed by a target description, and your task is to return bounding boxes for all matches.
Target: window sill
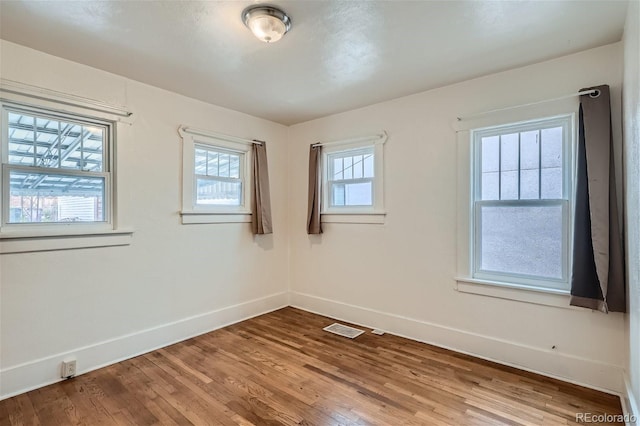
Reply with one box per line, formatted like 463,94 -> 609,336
0,228 -> 134,254
321,212 -> 386,224
455,277 -> 573,309
181,211 -> 251,224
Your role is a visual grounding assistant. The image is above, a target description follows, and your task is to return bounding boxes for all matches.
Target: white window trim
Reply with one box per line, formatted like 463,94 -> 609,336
179,127 -> 253,225
0,86 -> 133,253
455,97 -> 578,306
0,229 -> 133,254
0,78 -> 134,124
320,136 -> 386,224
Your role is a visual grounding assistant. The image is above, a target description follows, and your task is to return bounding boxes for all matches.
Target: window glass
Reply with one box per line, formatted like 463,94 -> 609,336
473,117 -> 570,289
193,145 -> 244,207
327,147 -> 374,208
7,112 -> 105,172
499,133 -> 519,200
3,108 -> 110,225
478,204 -> 563,279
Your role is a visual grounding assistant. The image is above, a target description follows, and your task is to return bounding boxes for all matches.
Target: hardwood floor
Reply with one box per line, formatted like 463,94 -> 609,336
0,307 -> 623,425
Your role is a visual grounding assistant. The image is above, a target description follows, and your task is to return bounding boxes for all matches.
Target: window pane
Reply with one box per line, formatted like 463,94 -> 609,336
329,148 -> 375,182
353,155 -> 363,179
363,154 -> 374,178
195,149 -> 207,175
206,151 -> 219,176
196,178 -> 241,206
83,126 -> 104,171
35,118 -> 52,166
332,181 -> 372,206
481,136 -> 499,172
343,156 -> 353,180
541,168 -> 562,199
229,154 -> 240,179
500,133 -> 518,200
541,127 -> 562,168
541,127 -> 563,199
481,172 -> 499,200
8,170 -> 105,223
8,113 -> 35,166
345,182 -> 372,205
479,204 -> 563,279
520,131 -> 539,199
520,131 -> 539,170
500,171 -> 518,200
60,124 -> 100,171
332,157 -> 343,180
219,153 -> 230,178
8,112 -> 105,172
520,169 -> 539,199
332,183 -> 345,206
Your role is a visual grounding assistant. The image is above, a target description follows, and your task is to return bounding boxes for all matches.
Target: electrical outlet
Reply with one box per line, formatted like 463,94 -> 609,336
61,360 -> 76,378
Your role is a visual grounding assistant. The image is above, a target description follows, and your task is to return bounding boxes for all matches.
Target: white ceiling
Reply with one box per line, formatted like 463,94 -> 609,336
0,1 -> 629,125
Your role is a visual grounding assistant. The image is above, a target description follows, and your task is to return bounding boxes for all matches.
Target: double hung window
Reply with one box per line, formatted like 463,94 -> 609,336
471,115 -> 572,290
194,145 -> 244,207
320,135 -> 386,223
1,104 -> 111,228
180,128 -> 252,224
326,147 -> 375,208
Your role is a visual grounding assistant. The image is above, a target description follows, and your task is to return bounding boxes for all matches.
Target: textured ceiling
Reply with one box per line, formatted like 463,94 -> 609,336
0,1 -> 629,125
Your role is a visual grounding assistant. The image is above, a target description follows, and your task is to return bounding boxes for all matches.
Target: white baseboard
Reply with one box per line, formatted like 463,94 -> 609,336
1,290 -> 626,403
290,291 -> 624,394
0,291 -> 288,400
622,374 -> 639,425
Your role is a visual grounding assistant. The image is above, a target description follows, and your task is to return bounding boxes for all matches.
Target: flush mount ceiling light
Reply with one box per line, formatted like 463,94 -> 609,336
242,5 -> 291,43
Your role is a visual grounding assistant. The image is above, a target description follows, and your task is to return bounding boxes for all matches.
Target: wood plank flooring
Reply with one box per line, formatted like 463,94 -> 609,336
0,307 -> 623,425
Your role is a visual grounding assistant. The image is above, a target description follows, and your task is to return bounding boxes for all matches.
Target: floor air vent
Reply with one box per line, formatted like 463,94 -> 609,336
323,323 -> 365,339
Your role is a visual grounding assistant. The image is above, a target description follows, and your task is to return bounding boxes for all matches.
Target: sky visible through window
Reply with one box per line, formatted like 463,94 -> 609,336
329,149 -> 374,207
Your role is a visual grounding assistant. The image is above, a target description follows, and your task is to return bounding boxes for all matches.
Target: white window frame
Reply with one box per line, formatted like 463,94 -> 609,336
320,136 -> 386,224
0,79 -> 133,254
179,127 -> 253,224
471,115 -> 573,291
454,101 -> 578,306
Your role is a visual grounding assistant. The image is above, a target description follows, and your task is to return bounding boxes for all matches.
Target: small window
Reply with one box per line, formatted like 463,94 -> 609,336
1,105 -> 112,227
194,146 -> 244,207
321,136 -> 385,220
472,115 -> 572,290
327,147 -> 374,207
180,128 -> 252,223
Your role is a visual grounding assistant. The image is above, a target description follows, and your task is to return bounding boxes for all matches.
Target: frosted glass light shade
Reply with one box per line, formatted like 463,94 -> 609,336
242,6 -> 291,43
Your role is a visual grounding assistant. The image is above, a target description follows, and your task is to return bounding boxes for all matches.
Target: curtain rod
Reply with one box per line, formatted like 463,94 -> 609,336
456,89 -> 600,122
312,131 -> 387,148
179,126 -> 264,145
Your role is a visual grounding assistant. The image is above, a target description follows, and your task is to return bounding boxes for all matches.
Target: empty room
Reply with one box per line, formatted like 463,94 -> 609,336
0,0 -> 639,425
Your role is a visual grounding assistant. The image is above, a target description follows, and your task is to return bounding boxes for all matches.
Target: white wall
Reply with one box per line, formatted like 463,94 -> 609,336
288,43 -> 627,393
623,0 -> 640,417
0,40 -> 289,398
0,37 -> 633,400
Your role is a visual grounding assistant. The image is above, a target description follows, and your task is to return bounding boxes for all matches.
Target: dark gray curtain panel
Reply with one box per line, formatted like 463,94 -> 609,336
307,145 -> 322,234
251,142 -> 273,235
570,85 -> 626,313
